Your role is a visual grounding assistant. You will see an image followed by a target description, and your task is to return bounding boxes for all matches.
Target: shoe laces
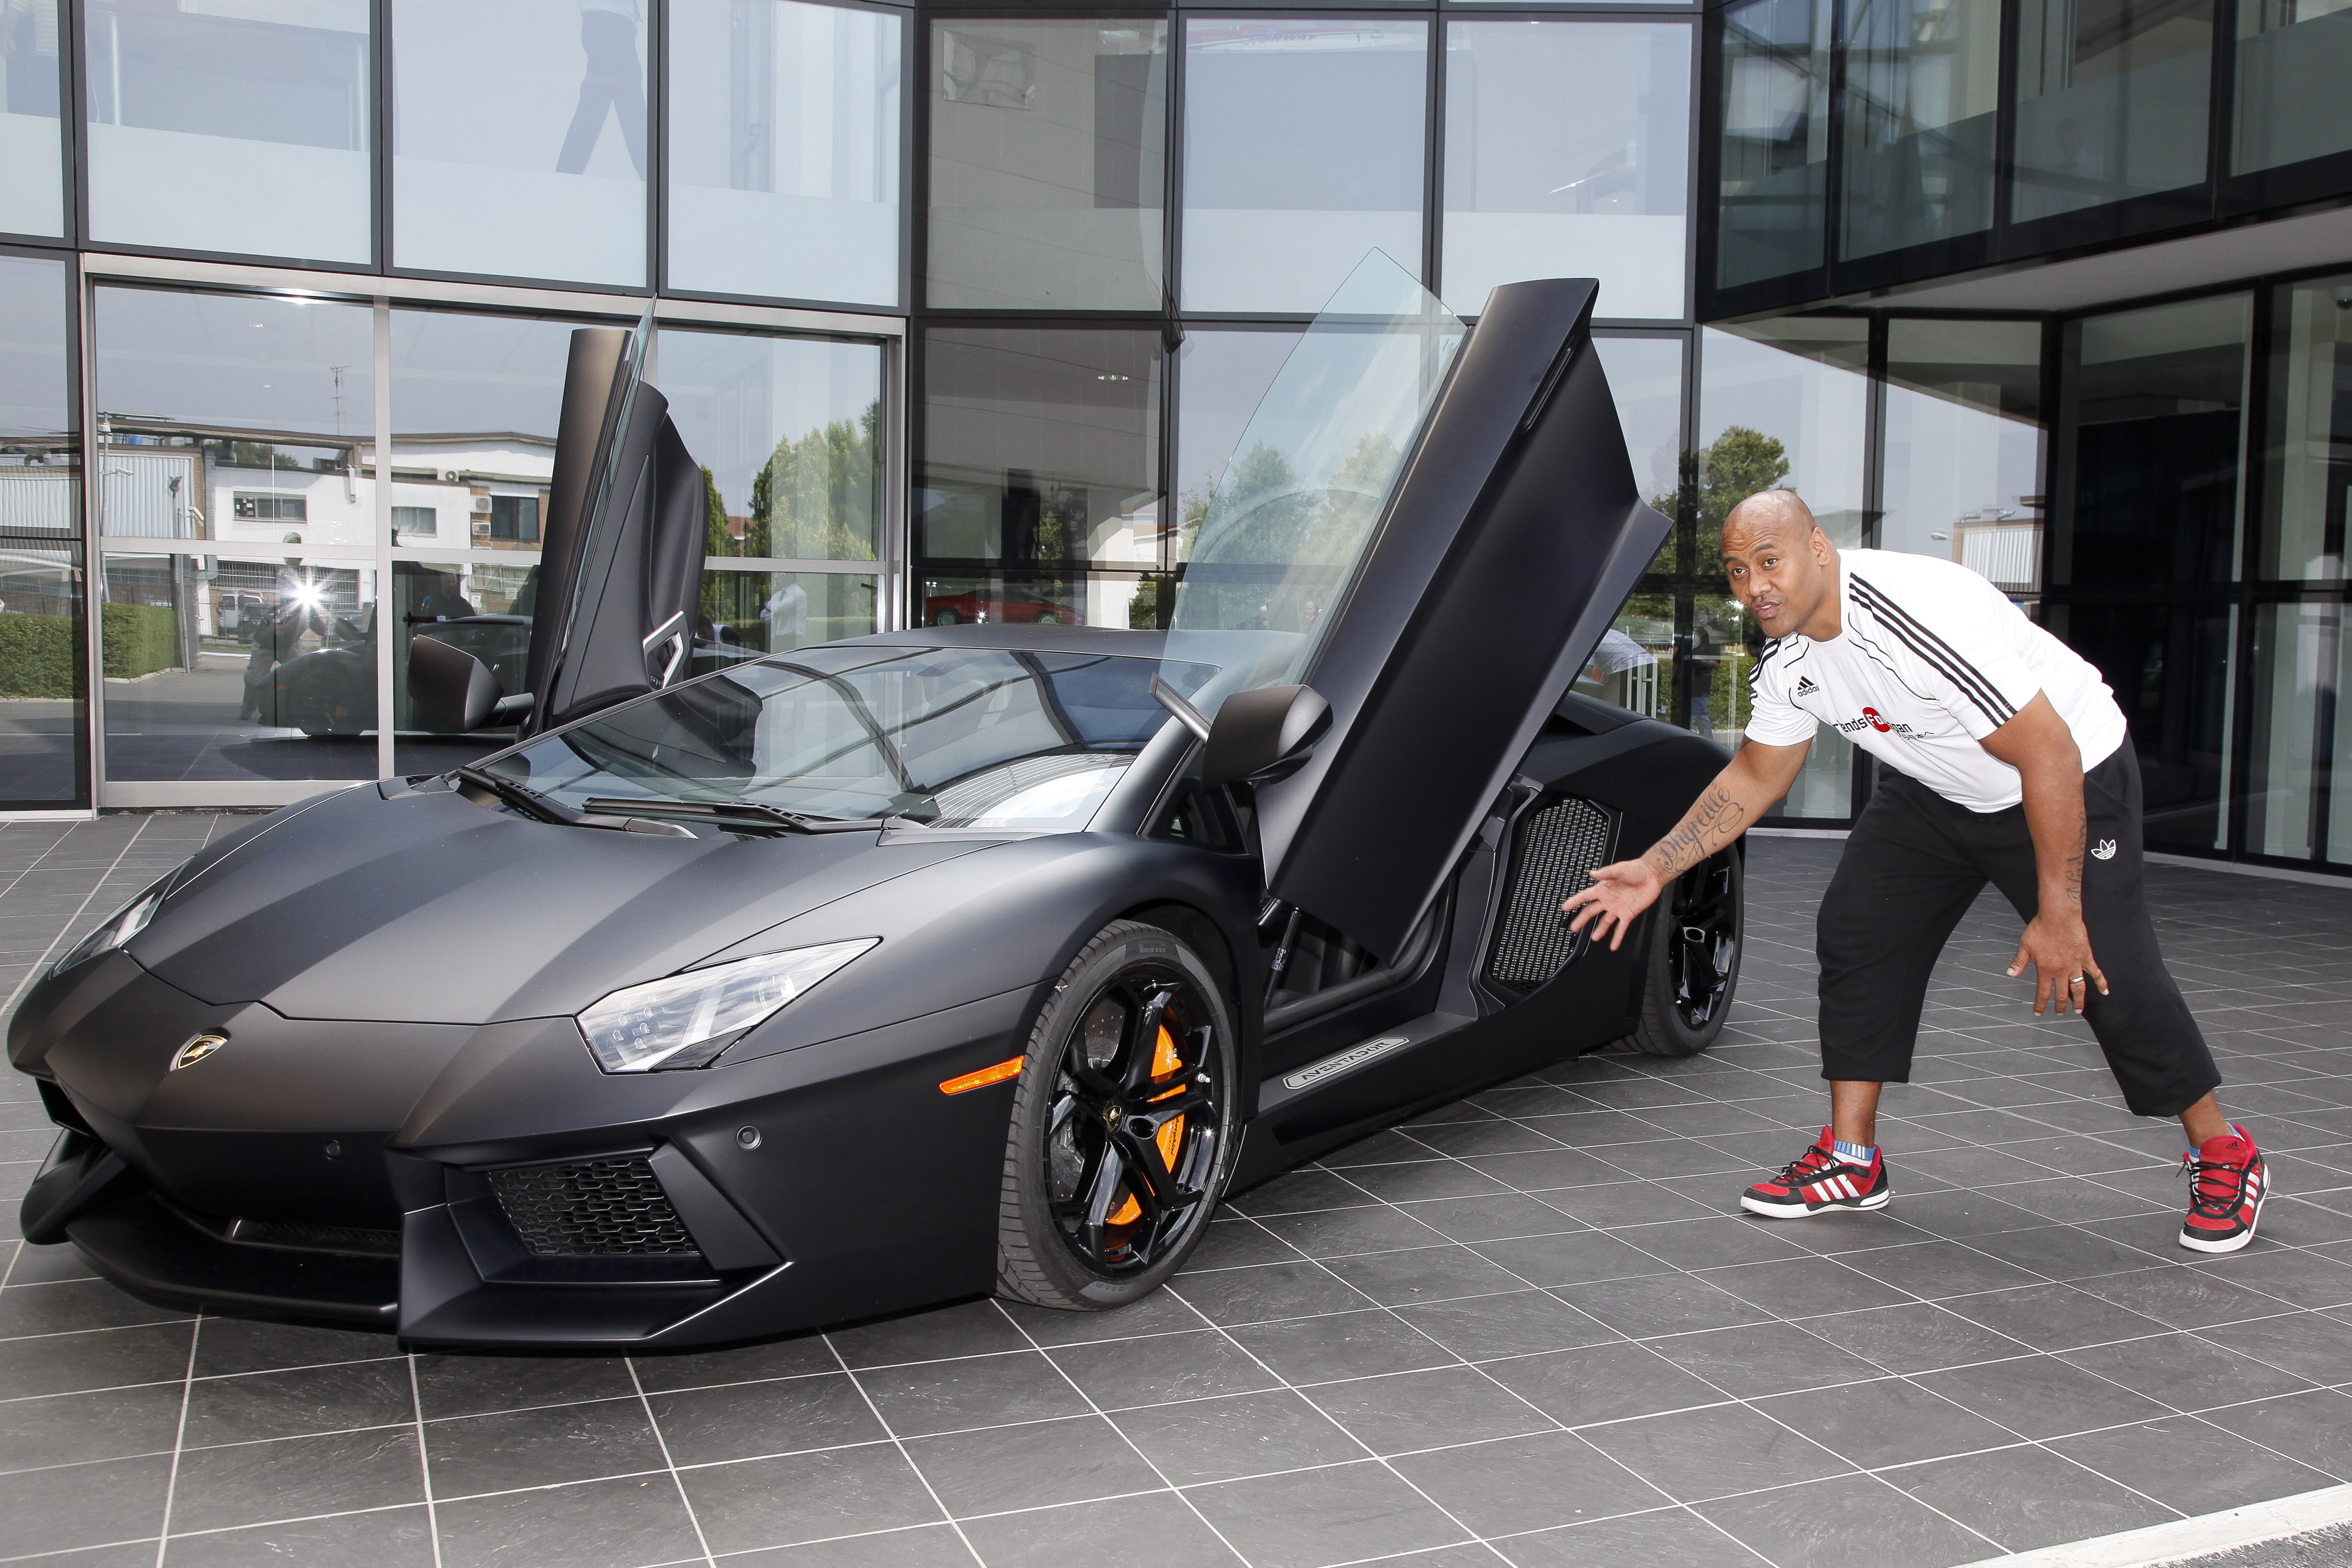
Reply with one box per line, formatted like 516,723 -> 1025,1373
2181,1149 -> 2252,1221
1772,1142 -> 1838,1188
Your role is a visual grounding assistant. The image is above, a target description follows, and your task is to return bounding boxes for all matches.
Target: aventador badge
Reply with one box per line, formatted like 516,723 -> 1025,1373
170,1032 -> 228,1071
2092,840 -> 2118,860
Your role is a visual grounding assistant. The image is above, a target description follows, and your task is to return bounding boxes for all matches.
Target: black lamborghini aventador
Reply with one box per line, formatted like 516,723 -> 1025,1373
10,258 -> 1743,1348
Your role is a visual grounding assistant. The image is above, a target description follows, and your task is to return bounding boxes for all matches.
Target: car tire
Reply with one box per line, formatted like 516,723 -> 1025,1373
996,919 -> 1238,1310
933,609 -> 961,625
1624,847 -> 1743,1058
1034,611 -> 1060,625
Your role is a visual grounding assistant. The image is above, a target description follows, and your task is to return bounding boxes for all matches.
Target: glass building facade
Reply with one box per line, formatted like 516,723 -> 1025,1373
5,0 -> 2352,877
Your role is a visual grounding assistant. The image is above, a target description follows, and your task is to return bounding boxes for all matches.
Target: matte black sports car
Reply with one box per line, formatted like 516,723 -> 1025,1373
11,262 -> 1742,1348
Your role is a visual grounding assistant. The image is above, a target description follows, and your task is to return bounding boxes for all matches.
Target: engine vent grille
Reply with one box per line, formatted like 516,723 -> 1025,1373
485,1154 -> 698,1257
226,1218 -> 402,1257
1486,796 -> 1614,991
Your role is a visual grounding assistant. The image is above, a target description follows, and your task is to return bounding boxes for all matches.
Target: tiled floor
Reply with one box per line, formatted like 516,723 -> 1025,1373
3,815 -> 2352,1568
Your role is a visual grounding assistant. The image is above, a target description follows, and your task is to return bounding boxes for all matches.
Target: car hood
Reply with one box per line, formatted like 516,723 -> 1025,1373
130,784 -> 987,1026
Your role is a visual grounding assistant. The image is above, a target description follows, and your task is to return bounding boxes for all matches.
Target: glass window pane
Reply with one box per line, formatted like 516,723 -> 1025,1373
84,0 -> 370,262
101,552 -> 378,781
1594,335 -> 1686,526
1581,591 -> 1672,722
669,0 -> 901,306
927,20 -> 1164,311
1713,0 -> 1832,292
394,0 -> 647,285
2053,294 -> 2248,588
2237,0 -> 2352,174
389,307 -> 578,556
1175,328 -> 1301,574
2014,0 -> 2212,222
1181,20 -> 1425,313
2257,272 -> 2352,582
391,558 -> 532,775
94,289 -> 378,549
702,568 -> 876,655
918,572 -> 1161,631
918,327 -> 1162,581
1442,22 -> 1689,321
1839,0 -> 1999,260
2047,599 -> 2236,850
654,329 -> 884,562
0,547 -> 84,805
0,0 -> 64,236
1881,319 -> 2045,583
2244,599 -> 2347,861
2,254 -> 76,533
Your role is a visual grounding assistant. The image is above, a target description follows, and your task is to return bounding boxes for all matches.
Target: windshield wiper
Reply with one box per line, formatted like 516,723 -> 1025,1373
582,797 -> 893,834
455,765 -> 584,826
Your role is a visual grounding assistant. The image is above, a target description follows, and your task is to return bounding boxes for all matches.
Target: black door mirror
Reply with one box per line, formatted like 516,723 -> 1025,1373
410,635 -> 535,734
1202,684 -> 1332,788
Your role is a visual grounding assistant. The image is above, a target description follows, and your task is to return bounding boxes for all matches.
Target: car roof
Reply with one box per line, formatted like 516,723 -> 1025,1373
829,625 -> 1170,659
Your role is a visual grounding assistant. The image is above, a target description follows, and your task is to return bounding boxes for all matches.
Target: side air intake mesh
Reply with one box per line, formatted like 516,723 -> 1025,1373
486,1154 -> 698,1257
1486,797 -> 1614,990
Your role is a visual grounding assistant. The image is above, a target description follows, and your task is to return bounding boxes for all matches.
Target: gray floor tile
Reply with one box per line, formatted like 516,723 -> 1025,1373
0,1379 -> 184,1472
1936,1282 -> 2176,1352
2215,1387 -> 2352,1482
1184,1459 -> 1466,1568
903,1412 -> 1162,1516
1801,1301 -> 2036,1374
434,1474 -> 704,1568
0,1452 -> 170,1556
1320,1245 -> 1533,1305
1645,1322 -> 1884,1400
424,1395 -> 666,1499
1913,1354 -> 2172,1439
414,1353 -> 639,1417
1000,1289 -> 1206,1347
1181,1217 -> 1308,1274
1695,1472 -> 1994,1568
1389,1289 -> 1620,1361
1695,1257 -> 1917,1317
724,1522 -> 978,1568
2198,1311 -> 2352,1384
2053,1413 -> 2337,1516
1227,1308 -> 1457,1385
854,1351 -> 1091,1438
2070,1264 -> 2308,1330
1496,1505 -> 1771,1567
682,1444 -> 945,1555
2059,1330 -> 2317,1413
1598,1402 -> 1851,1503
1887,1443 -> 2178,1551
1048,1328 -> 1282,1409
1551,1273 -> 1773,1340
191,1320 -> 397,1379
1468,1229 -> 1673,1290
168,1427 -> 424,1534
1306,1364 -> 1555,1454
163,1505 -> 437,1568
957,1492 -> 1241,1568
646,1370 -> 886,1465
1392,1428 -> 1668,1537
181,1357 -> 414,1447
1256,1205 -> 1452,1259
1171,1263 -> 1375,1327
1480,1341 -> 1731,1428
1111,1389 -> 1362,1486
830,1300 -> 1033,1368
1754,1375 -> 2017,1467
1389,1194 -> 1585,1243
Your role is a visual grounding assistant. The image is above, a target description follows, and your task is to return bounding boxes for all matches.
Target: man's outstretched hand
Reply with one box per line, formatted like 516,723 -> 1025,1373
2007,913 -> 2109,1015
1562,858 -> 1665,951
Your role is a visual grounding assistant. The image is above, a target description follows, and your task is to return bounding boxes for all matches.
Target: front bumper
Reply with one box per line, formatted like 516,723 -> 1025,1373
15,956 -> 1038,1349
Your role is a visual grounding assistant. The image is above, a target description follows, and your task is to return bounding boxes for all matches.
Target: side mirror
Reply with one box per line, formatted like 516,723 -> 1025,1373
1202,684 -> 1332,788
410,635 -> 534,734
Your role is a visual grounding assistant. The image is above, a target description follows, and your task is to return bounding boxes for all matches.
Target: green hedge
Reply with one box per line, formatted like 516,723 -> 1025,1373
104,603 -> 181,680
0,613 -> 77,698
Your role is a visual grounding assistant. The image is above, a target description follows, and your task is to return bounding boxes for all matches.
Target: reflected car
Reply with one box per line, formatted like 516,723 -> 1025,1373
923,588 -> 1072,627
11,270 -> 1743,1348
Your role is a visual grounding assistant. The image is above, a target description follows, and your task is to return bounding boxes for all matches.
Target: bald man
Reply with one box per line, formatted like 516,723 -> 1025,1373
1563,492 -> 2267,1255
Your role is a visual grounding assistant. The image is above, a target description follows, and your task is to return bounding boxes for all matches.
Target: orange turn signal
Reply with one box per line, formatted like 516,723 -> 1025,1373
939,1056 -> 1026,1095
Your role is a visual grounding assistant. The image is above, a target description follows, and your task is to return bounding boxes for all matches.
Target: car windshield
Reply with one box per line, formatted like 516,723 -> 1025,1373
485,645 -> 1217,832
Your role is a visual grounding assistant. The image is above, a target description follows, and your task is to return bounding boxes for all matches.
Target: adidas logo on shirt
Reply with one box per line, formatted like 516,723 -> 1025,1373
1794,675 -> 1820,696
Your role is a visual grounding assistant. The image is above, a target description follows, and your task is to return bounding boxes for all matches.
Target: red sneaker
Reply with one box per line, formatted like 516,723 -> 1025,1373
1740,1127 -> 1891,1218
2179,1126 -> 2268,1255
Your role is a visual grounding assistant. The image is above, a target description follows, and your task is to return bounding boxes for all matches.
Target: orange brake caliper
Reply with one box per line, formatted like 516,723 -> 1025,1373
1108,1024 -> 1186,1229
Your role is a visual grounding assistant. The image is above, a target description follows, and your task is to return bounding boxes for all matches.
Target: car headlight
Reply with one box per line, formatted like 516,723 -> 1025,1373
576,938 -> 880,1073
52,872 -> 177,975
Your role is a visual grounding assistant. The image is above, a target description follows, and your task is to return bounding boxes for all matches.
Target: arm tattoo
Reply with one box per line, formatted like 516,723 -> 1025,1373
2064,801 -> 2084,910
1650,784 -> 1747,880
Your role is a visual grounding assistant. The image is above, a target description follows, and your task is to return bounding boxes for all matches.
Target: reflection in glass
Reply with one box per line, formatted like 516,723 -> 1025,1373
919,327 -> 1162,585
1691,592 -> 1749,747
1441,22 -> 1689,321
655,330 -> 883,561
102,553 -> 378,782
2257,273 -> 2352,582
394,0 -> 646,285
1881,319 -> 2045,584
919,574 -> 1161,631
669,0 -> 900,305
1697,321 -> 1869,551
1168,254 -> 1462,704
390,558 -> 536,776
2047,599 -> 2236,850
84,0 -> 370,261
701,569 -> 875,657
1175,331 -> 1303,576
1181,20 -> 1425,313
0,548 -> 83,803
1581,591 -> 1671,722
1594,335 -> 1686,530
2244,601 -> 2352,861
2238,0 -> 2352,174
1714,0 -> 1832,291
95,289 -> 378,550
2054,295 -> 2248,589
927,20 -> 1164,311
390,309 -> 578,554
1840,0 -> 1999,260
1,255 -> 76,533
499,645 -> 1212,832
2013,0 -> 2212,224
0,0 -> 62,235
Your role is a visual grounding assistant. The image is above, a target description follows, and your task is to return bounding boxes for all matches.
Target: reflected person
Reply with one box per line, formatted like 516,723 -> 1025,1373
556,0 -> 647,178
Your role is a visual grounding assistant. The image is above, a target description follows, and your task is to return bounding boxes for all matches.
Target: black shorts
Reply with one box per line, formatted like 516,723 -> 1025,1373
1814,744 -> 2221,1119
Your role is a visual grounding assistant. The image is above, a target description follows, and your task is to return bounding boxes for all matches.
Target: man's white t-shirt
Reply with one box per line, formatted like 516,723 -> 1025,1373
1744,550 -> 2127,813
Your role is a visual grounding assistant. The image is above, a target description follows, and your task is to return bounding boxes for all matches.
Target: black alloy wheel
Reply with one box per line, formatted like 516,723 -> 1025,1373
1624,847 -> 1743,1058
997,921 -> 1236,1309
